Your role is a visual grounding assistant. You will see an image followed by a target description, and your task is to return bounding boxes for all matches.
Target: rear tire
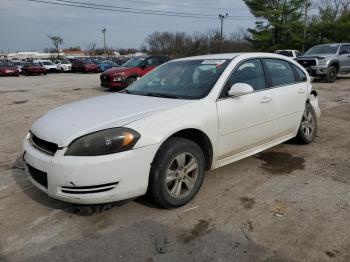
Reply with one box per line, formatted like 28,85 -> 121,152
295,103 -> 317,144
149,138 -> 206,209
324,66 -> 337,83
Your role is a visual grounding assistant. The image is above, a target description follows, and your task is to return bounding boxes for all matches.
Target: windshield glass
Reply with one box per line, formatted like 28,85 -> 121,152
61,60 -> 71,64
276,50 -> 293,57
42,61 -> 53,65
122,58 -> 145,67
126,59 -> 230,99
305,45 -> 339,55
0,62 -> 14,67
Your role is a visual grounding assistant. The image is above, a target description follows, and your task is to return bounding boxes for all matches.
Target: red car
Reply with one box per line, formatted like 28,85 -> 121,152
0,62 -> 19,77
72,60 -> 99,73
21,63 -> 47,76
100,56 -> 170,89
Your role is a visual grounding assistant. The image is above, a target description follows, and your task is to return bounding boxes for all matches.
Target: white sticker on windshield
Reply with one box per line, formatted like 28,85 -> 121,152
201,60 -> 226,65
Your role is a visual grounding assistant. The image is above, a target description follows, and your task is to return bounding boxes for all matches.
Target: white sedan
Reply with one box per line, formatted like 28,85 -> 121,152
23,53 -> 321,208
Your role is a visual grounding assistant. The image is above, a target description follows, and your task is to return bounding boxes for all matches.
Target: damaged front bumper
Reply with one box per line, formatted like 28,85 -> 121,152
22,137 -> 158,204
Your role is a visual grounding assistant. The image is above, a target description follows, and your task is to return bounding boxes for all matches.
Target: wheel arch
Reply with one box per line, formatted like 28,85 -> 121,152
153,128 -> 214,171
329,61 -> 339,71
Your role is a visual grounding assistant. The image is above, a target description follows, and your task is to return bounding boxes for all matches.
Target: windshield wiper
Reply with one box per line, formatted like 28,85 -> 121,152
142,92 -> 183,99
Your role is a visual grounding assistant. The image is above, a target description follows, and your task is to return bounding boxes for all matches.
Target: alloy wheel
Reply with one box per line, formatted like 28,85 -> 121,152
301,109 -> 315,138
165,152 -> 199,199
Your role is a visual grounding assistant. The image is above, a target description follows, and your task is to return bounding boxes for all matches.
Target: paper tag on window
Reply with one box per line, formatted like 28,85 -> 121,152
201,60 -> 226,65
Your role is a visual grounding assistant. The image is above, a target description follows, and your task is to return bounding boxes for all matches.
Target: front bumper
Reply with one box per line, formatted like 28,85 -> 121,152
308,66 -> 329,76
100,81 -> 126,89
23,138 -> 158,204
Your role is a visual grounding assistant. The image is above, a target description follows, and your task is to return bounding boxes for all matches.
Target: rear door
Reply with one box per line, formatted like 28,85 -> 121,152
263,59 -> 307,138
216,59 -> 275,161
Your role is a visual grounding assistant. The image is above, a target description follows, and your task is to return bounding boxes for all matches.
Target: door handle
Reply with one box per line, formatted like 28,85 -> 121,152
260,97 -> 272,103
298,88 -> 306,94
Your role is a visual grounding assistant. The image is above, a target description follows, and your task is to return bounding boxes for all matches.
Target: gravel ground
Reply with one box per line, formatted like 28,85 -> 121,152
0,73 -> 349,262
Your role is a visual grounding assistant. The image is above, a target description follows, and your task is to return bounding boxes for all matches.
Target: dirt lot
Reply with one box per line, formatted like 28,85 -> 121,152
0,73 -> 349,262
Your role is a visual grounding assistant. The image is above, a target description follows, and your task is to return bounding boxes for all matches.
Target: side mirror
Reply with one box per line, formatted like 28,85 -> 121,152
228,83 -> 254,97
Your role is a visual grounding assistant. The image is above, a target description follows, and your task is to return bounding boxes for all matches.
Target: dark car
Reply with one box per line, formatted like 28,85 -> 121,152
0,62 -> 19,77
21,63 -> 47,76
72,60 -> 99,73
100,56 -> 170,90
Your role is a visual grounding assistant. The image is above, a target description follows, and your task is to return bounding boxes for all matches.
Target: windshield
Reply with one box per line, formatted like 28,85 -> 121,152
126,59 -> 230,99
276,50 -> 293,57
42,61 -> 53,65
61,60 -> 71,64
305,45 -> 339,55
122,58 -> 145,67
0,62 -> 14,67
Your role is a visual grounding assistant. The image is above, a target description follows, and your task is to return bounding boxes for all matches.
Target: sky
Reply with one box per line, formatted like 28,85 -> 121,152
0,0 -> 255,52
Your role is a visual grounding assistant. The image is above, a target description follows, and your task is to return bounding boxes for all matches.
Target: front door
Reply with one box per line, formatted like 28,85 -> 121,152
217,59 -> 275,162
339,45 -> 350,73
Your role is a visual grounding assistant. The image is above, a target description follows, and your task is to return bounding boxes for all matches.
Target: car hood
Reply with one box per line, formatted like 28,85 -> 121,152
31,93 -> 191,147
0,67 -> 16,70
103,67 -> 135,75
298,54 -> 334,59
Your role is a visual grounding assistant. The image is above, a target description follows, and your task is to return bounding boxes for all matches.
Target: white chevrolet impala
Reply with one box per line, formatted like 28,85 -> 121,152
23,53 -> 321,208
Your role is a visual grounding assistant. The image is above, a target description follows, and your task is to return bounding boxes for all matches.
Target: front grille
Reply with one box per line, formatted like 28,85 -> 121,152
31,133 -> 58,155
27,164 -> 48,188
297,59 -> 317,67
60,182 -> 118,195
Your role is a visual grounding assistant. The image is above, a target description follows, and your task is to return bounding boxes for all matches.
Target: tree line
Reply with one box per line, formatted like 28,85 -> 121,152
244,0 -> 350,52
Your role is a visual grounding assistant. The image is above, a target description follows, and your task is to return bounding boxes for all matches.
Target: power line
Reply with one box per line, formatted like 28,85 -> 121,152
108,0 -> 251,12
26,0 -> 257,20
54,0 -> 255,19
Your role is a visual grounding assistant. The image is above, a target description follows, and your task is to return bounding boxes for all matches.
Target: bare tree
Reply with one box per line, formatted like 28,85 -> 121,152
85,41 -> 97,56
47,35 -> 63,59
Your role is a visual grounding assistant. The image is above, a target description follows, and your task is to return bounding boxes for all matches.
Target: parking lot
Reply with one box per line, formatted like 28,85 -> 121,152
0,73 -> 349,261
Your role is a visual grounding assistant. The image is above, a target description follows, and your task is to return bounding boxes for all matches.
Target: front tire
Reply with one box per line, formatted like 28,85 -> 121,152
149,138 -> 206,209
125,77 -> 136,87
324,66 -> 337,83
295,103 -> 317,144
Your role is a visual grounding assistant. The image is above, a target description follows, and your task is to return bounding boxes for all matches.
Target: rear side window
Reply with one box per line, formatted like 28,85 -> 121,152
226,59 -> 266,92
293,64 -> 307,82
264,59 -> 296,86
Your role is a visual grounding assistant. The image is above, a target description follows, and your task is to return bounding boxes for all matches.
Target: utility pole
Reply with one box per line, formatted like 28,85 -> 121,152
218,13 -> 228,53
302,0 -> 309,52
102,28 -> 106,56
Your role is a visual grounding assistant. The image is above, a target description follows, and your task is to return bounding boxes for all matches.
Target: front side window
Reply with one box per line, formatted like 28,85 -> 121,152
223,59 -> 266,96
126,59 -> 230,99
264,59 -> 296,87
340,45 -> 350,55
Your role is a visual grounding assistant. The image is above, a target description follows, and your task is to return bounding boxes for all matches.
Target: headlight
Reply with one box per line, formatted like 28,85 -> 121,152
113,75 -> 123,82
65,127 -> 140,156
318,59 -> 327,66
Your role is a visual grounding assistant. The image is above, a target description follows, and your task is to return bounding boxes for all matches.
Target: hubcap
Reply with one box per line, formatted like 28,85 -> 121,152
166,152 -> 199,199
301,109 -> 315,138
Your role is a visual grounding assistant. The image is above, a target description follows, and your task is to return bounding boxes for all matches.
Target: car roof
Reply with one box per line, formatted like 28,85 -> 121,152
173,52 -> 294,62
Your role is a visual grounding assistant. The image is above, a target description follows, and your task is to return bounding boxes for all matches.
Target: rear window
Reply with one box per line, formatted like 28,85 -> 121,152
276,51 -> 293,57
